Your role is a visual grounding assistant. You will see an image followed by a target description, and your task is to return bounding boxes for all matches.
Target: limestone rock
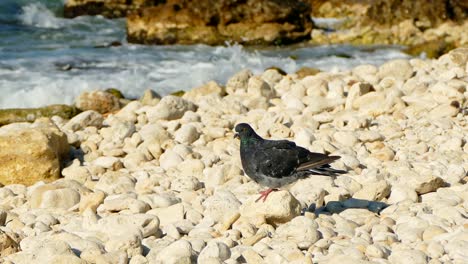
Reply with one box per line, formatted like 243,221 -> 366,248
388,249 -> 428,264
353,180 -> 390,201
0,121 -> 69,186
226,69 -> 253,95
0,230 -> 19,257
378,59 -> 413,81
154,240 -> 193,264
388,185 -> 418,203
407,174 -> 445,195
275,216 -> 320,247
63,110 -> 103,131
64,0 -> 158,18
197,241 -> 231,263
203,190 -> 241,224
183,81 -> 225,101
239,190 -> 302,226
75,90 -> 121,114
30,185 -> 81,209
174,124 -> 200,144
146,96 -> 197,122
95,213 -> 160,238
126,0 -> 313,46
0,104 -> 79,126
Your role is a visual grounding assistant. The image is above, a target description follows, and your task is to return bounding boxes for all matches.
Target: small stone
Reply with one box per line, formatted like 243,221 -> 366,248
358,130 -> 383,142
353,180 -> 390,201
333,131 -> 358,147
94,171 -> 135,195
0,230 -> 20,257
92,156 -> 123,170
388,185 -> 418,203
428,103 -> 459,118
183,81 -> 224,101
149,203 -> 184,227
197,241 -> 231,262
345,82 -> 372,110
174,124 -> 200,144
75,90 -> 121,114
79,191 -> 106,213
100,196 -> 150,214
407,174 -> 445,195
170,176 -> 201,192
422,225 -> 447,241
146,96 -> 197,121
247,76 -> 274,99
240,190 -> 302,226
426,241 -> 444,259
365,244 -> 387,258
378,59 -> 413,81
226,69 -> 252,95
155,240 -> 193,264
275,216 -> 320,246
388,249 -> 428,264
30,186 -> 80,209
241,248 -> 264,264
203,190 -> 241,224
159,150 -> 184,171
63,110 -> 103,131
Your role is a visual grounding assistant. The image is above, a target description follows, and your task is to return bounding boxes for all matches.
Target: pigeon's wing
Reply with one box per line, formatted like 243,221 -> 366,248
254,139 -> 344,178
260,139 -> 297,149
252,139 -> 309,178
296,155 -> 340,171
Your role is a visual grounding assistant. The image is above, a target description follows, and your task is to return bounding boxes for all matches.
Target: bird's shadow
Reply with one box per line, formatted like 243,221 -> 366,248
303,198 -> 389,215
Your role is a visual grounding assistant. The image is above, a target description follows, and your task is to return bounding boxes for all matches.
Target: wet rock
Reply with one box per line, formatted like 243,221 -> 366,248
127,0 -> 313,46
0,104 -> 79,126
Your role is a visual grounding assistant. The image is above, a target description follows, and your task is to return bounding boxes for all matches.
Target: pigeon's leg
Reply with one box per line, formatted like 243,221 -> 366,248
255,188 -> 278,202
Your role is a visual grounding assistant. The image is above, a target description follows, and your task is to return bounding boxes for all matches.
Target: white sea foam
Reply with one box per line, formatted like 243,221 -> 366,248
19,3 -> 64,28
0,43 -> 411,108
1,1 -> 411,109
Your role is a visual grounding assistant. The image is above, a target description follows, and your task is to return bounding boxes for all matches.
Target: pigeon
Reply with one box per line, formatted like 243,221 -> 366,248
234,123 -> 346,202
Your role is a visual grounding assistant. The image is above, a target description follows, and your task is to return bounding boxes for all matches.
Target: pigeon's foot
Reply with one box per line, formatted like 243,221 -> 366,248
255,188 -> 278,202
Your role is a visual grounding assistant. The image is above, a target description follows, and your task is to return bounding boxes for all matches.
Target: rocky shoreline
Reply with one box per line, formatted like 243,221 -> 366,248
63,0 -> 468,57
0,47 -> 467,263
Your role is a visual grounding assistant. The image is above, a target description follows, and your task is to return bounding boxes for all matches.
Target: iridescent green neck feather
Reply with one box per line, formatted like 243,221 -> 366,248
241,137 -> 258,145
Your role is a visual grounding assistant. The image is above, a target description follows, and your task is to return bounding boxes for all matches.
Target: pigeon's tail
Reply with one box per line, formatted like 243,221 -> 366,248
306,165 -> 347,176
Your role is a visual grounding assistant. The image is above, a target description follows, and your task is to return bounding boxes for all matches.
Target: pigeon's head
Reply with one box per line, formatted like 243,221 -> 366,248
234,123 -> 256,139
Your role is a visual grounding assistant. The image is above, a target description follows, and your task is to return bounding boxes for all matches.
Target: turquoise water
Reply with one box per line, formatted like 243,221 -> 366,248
0,0 -> 411,108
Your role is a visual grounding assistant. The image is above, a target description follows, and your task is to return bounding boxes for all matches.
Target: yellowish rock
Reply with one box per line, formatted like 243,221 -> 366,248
0,120 -> 69,186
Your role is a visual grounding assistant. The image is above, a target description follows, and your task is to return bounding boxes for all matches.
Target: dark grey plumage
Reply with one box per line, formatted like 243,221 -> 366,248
235,123 -> 345,198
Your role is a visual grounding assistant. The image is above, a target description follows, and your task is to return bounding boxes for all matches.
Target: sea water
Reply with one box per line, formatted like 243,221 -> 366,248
0,0 -> 411,108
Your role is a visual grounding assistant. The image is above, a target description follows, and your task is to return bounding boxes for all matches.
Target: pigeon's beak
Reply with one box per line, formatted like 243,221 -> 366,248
234,133 -> 240,139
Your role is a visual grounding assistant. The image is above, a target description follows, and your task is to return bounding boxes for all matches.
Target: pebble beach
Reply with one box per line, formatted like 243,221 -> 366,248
0,47 -> 467,263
